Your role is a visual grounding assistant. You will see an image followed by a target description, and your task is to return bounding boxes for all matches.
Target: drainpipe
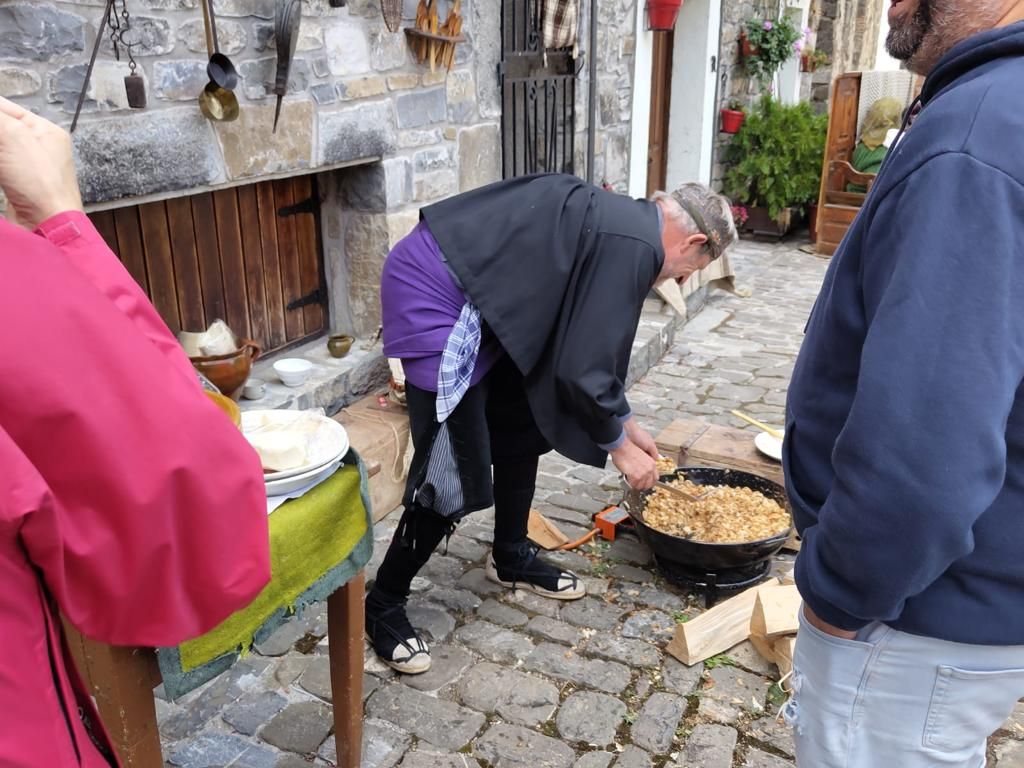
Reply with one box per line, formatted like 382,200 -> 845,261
708,0 -> 727,190
585,0 -> 598,183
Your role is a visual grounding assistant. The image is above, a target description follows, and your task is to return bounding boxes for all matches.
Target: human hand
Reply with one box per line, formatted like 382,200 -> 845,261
802,604 -> 857,640
623,417 -> 659,460
0,96 -> 83,230
611,439 -> 658,490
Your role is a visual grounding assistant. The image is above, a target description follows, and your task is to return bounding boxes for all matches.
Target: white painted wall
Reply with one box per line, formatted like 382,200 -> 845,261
778,2 -> 811,105
664,0 -> 721,186
627,1 -> 654,198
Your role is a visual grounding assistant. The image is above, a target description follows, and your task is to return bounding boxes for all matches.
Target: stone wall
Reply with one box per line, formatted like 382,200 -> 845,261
0,0 -> 503,336
574,0 -> 639,192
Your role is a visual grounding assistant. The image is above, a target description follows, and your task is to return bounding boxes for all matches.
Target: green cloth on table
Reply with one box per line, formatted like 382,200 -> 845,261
847,143 -> 888,193
156,453 -> 373,700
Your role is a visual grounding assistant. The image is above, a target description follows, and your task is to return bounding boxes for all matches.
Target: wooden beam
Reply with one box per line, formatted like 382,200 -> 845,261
665,579 -> 778,666
750,584 -> 802,640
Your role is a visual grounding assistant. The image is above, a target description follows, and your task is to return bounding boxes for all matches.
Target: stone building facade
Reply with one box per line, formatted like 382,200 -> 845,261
711,0 -> 882,188
0,0 -> 646,334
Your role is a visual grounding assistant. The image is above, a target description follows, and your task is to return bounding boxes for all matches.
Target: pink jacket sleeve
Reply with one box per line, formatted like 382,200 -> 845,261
0,215 -> 271,646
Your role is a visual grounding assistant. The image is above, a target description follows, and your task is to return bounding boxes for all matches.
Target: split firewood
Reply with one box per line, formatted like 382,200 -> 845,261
774,636 -> 796,678
428,0 -> 439,72
415,0 -> 428,60
750,584 -> 802,639
527,509 -> 569,550
665,578 -> 779,666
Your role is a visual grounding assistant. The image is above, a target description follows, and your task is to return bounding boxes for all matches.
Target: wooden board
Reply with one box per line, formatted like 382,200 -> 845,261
656,419 -> 784,486
137,202 -> 181,333
665,578 -> 778,666
292,176 -> 324,334
237,183 -> 270,346
273,178 -> 305,341
213,188 -> 252,340
165,196 -> 205,333
750,584 -> 802,639
528,509 -> 570,550
191,192 -> 228,328
255,181 -> 287,350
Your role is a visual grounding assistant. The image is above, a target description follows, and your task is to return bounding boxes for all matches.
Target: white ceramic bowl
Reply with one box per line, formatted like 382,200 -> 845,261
273,358 -> 313,388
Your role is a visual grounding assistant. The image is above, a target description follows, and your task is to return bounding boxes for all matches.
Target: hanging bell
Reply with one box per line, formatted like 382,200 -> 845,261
124,73 -> 147,109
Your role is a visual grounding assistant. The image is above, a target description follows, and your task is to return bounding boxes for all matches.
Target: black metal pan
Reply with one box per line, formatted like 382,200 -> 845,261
621,467 -> 793,573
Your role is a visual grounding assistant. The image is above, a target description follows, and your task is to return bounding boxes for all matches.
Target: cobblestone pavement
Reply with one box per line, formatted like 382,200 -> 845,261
157,240 -> 1024,767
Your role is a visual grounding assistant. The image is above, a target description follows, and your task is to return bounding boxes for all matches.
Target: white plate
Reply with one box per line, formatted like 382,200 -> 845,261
241,410 -> 350,481
755,430 -> 785,462
265,456 -> 344,497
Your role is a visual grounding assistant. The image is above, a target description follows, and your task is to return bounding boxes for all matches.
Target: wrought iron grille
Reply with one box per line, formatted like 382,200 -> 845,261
499,0 -> 579,178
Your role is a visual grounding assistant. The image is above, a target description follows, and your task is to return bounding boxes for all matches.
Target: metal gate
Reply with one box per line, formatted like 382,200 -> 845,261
499,0 -> 579,178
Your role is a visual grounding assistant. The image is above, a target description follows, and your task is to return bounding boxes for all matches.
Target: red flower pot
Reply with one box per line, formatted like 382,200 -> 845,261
720,109 -> 745,134
646,0 -> 683,31
739,30 -> 759,58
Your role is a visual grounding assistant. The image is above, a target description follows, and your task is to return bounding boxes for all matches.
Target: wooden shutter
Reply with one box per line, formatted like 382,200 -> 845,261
88,176 -> 326,355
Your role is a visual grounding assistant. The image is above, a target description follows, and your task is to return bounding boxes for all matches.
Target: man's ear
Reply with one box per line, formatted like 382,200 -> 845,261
686,232 -> 708,250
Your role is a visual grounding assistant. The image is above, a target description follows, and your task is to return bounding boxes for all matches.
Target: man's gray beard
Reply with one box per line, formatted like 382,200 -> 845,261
886,1 -> 932,62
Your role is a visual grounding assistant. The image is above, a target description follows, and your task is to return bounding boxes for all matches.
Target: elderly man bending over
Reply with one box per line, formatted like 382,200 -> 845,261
367,173 -> 737,674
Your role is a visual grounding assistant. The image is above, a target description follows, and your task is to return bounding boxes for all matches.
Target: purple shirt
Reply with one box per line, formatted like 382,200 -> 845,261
381,222 -> 503,392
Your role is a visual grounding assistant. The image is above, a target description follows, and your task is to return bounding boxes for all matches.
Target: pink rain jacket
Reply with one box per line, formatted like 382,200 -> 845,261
0,212 -> 272,766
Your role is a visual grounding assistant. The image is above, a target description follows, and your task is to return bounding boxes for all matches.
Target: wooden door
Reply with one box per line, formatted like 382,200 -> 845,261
647,31 -> 674,196
89,176 -> 326,355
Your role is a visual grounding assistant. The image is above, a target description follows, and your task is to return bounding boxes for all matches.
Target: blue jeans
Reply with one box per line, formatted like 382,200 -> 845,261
783,608 -> 1024,767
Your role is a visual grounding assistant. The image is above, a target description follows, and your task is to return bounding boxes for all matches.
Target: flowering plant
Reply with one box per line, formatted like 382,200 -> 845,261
743,15 -> 803,88
730,204 -> 749,227
802,47 -> 830,70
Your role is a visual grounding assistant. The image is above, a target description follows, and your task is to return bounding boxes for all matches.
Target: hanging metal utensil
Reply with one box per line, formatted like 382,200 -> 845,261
273,0 -> 302,133
71,0 -> 116,132
197,0 -> 239,122
118,0 -> 147,109
205,0 -> 239,91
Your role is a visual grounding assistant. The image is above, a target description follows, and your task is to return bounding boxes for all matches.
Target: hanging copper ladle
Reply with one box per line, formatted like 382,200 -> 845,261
198,0 -> 239,122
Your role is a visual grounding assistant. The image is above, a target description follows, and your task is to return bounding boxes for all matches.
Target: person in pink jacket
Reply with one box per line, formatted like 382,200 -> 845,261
0,98 -> 272,765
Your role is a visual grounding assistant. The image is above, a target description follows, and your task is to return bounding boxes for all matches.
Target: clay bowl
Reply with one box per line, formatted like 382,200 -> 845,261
327,333 -> 354,358
190,340 -> 261,401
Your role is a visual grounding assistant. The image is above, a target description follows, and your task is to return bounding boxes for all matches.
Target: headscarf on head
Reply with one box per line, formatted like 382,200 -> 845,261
859,97 -> 904,150
669,183 -> 734,261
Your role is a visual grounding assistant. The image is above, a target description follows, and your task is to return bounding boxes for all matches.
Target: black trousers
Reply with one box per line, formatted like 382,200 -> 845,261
372,355 -> 550,602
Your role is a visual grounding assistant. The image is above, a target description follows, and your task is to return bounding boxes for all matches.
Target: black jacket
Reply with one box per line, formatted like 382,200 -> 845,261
422,174 -> 664,467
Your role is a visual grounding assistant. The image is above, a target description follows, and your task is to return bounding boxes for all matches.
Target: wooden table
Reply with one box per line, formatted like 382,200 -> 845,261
65,576 -> 366,768
63,460 -> 382,768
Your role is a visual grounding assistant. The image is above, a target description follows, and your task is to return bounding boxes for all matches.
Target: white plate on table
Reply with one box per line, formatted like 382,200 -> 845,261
755,430 -> 785,462
241,409 -> 350,482
264,456 -> 344,497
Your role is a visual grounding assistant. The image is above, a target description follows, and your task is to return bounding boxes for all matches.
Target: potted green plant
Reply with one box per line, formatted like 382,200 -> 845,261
800,48 -> 829,73
741,16 -> 803,88
720,99 -> 746,134
723,96 -> 827,237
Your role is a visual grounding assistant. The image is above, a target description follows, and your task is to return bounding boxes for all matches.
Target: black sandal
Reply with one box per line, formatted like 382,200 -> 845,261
485,540 -> 586,600
365,601 -> 432,674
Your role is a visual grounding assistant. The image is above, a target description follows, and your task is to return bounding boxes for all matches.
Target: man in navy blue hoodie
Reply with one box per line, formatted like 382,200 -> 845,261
783,1 -> 1024,765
